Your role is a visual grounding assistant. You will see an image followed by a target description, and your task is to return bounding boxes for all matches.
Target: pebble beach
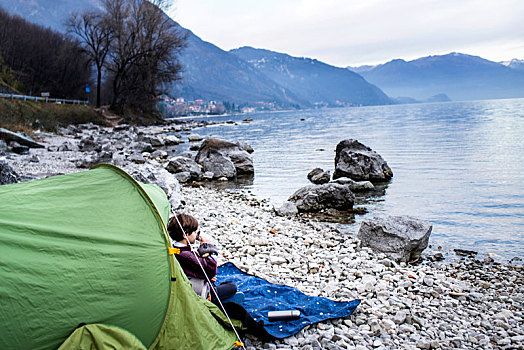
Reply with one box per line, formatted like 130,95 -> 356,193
4,122 -> 524,350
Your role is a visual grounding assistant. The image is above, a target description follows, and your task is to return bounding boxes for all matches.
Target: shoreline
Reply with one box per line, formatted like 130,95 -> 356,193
3,122 -> 524,349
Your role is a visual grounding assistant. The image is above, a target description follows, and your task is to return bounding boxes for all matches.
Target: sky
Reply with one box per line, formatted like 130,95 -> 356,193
168,0 -> 524,67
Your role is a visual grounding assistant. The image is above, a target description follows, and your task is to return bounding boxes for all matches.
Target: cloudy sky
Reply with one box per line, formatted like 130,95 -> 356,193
169,0 -> 524,67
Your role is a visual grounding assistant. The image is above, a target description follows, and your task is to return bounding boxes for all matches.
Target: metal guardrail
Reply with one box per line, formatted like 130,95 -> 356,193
0,93 -> 88,105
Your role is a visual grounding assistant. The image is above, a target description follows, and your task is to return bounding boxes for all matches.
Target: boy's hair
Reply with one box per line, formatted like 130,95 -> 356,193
167,213 -> 198,242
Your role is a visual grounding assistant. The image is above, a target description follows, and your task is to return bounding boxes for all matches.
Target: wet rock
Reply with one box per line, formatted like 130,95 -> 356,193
308,168 -> 331,184
358,216 -> 432,263
349,181 -> 374,192
188,133 -> 203,142
237,141 -> 254,153
289,183 -> 355,212
0,161 -> 20,184
333,139 -> 393,182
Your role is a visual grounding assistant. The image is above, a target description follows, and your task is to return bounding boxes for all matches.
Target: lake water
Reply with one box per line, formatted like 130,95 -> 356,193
176,98 -> 524,261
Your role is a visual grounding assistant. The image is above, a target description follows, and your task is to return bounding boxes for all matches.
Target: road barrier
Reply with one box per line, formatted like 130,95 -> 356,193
0,93 -> 88,105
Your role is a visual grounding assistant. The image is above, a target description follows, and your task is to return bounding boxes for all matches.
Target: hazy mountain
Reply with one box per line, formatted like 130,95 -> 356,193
1,0 -> 307,107
501,59 -> 524,72
171,31 -> 308,107
348,53 -> 524,101
0,0 -> 102,31
230,47 -> 392,107
393,93 -> 451,105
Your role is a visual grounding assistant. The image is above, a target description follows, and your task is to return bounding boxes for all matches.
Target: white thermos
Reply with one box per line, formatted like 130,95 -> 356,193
268,310 -> 301,322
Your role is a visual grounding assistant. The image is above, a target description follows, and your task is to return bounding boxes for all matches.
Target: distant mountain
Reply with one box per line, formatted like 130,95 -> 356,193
348,53 -> 524,101
230,47 -> 392,107
171,31 -> 308,107
393,93 -> 451,105
502,59 -> 524,72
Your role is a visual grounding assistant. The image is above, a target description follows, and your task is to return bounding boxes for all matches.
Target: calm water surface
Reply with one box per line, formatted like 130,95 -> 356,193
176,99 -> 524,261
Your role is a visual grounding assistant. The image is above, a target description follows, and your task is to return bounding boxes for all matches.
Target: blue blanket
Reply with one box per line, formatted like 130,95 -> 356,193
216,262 -> 360,339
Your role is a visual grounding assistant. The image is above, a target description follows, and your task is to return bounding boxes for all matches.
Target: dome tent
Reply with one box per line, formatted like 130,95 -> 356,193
0,164 -> 239,349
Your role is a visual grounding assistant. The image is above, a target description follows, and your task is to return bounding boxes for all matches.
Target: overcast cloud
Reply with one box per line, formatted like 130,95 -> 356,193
169,0 -> 524,67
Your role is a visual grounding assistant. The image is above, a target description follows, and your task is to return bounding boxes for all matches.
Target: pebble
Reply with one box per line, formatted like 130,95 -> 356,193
6,121 -> 524,350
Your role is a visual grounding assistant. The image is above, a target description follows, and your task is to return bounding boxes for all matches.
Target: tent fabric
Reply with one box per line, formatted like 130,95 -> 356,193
151,257 -> 239,350
57,324 -> 147,350
0,164 -> 238,350
216,262 -> 361,339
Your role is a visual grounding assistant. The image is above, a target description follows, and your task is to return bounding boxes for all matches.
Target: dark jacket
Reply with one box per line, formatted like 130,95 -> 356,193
173,244 -> 217,280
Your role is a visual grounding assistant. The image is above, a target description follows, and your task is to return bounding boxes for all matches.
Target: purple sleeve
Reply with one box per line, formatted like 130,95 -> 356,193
176,249 -> 217,280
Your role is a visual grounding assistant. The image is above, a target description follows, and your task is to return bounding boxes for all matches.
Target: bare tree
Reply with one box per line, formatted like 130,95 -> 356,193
104,0 -> 186,112
67,11 -> 112,107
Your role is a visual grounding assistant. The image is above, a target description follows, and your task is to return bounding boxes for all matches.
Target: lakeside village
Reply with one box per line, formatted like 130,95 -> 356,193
157,95 -> 279,117
156,95 -> 356,117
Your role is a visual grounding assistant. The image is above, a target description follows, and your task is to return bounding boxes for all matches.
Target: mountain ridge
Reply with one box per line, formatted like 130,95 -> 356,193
230,46 -> 392,107
348,52 -> 524,101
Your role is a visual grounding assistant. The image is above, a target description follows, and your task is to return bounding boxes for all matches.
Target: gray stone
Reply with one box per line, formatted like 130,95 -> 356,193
178,151 -> 194,159
0,161 -> 19,184
175,172 -> 192,183
151,150 -> 168,159
331,177 -> 355,185
357,216 -> 432,263
236,141 -> 254,153
78,136 -> 100,152
288,183 -> 355,212
164,135 -> 181,145
165,156 -> 202,180
188,133 -> 203,142
333,139 -> 393,182
75,153 -> 100,168
308,168 -> 331,184
124,163 -> 182,210
57,141 -> 77,152
130,141 -> 154,153
196,138 -> 254,178
349,181 -> 374,192
203,171 -> 214,180
127,153 -> 146,164
274,201 -> 299,216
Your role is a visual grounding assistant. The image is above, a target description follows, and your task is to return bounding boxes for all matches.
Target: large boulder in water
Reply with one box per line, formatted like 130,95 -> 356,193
0,161 -> 20,185
288,183 -> 355,212
333,139 -> 393,182
196,139 -> 254,179
358,216 -> 432,263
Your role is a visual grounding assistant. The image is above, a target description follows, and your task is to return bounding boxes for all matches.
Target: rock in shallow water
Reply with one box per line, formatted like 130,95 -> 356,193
289,183 -> 355,212
333,139 -> 393,182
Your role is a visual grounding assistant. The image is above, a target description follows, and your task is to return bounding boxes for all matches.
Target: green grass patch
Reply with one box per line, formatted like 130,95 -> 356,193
0,99 -> 107,134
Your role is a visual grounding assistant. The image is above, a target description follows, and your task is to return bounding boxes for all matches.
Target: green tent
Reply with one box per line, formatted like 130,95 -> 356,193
0,164 -> 240,350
